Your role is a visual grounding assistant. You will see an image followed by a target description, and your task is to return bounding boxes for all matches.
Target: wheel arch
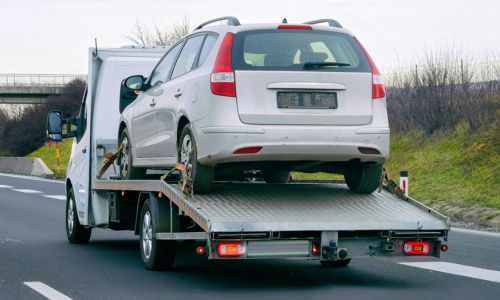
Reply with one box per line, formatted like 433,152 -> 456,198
176,116 -> 190,148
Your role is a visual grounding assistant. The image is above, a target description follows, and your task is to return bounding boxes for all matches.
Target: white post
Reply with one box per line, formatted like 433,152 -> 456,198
400,170 -> 409,197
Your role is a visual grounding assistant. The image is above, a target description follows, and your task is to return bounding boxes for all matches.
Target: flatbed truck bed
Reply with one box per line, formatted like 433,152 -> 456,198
94,179 -> 449,262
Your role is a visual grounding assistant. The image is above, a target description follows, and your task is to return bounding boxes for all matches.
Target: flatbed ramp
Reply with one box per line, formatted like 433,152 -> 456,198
94,180 -> 449,234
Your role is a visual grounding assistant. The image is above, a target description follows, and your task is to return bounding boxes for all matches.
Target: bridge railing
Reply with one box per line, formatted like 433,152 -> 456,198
0,74 -> 87,87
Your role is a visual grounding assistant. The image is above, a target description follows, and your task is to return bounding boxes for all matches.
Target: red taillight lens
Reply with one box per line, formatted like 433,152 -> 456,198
277,24 -> 312,30
404,241 -> 431,255
233,146 -> 263,154
354,37 -> 385,99
217,242 -> 246,257
312,242 -> 321,255
441,244 -> 449,252
211,33 -> 236,97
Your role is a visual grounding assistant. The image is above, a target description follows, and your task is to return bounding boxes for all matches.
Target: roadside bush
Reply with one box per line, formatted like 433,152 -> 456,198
386,51 -> 500,134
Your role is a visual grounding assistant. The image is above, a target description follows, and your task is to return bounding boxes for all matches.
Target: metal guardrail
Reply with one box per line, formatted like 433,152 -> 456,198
0,73 -> 87,87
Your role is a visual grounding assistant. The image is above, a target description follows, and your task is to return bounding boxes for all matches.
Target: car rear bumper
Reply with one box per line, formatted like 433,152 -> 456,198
195,125 -> 389,166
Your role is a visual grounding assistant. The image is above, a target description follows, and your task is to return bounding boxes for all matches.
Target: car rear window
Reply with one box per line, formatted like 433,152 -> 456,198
232,29 -> 371,72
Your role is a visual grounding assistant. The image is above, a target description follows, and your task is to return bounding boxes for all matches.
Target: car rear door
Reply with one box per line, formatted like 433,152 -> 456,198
232,29 -> 373,126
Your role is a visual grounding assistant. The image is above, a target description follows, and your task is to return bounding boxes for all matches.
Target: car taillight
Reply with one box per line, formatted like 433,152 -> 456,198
354,37 -> 385,99
404,241 -> 431,255
211,33 -> 236,97
217,242 -> 246,257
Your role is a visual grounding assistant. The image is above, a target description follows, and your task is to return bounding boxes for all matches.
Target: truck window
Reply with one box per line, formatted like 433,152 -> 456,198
170,35 -> 205,79
76,87 -> 88,143
149,42 -> 183,87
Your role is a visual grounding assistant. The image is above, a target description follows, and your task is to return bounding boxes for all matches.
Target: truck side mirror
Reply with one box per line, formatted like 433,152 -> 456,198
47,111 -> 63,141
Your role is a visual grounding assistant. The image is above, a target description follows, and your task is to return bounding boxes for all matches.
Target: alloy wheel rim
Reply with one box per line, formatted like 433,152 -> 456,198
67,198 -> 74,234
142,211 -> 153,259
180,135 -> 193,178
120,135 -> 129,177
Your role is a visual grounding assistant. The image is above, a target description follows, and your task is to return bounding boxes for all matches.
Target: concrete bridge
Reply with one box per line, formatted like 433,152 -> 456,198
0,74 -> 87,104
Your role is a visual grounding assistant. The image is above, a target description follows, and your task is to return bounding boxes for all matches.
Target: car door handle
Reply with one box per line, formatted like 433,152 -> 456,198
174,89 -> 182,98
150,98 -> 157,106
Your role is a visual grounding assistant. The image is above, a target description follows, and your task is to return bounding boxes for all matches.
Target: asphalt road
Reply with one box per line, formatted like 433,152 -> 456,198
1,173 -> 499,300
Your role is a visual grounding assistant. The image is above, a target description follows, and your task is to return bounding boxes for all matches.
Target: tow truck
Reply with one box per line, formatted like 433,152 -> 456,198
46,46 -> 449,270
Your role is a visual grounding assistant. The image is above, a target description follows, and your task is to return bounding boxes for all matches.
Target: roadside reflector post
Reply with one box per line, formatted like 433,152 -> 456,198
400,170 -> 408,197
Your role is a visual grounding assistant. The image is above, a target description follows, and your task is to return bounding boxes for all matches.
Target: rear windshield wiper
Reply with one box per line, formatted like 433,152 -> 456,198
303,62 -> 351,69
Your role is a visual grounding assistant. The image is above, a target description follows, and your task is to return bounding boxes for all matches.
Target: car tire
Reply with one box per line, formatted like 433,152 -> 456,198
345,163 -> 383,194
118,128 -> 145,179
263,170 -> 291,184
178,124 -> 214,194
320,259 -> 351,267
66,188 -> 92,244
140,199 -> 176,270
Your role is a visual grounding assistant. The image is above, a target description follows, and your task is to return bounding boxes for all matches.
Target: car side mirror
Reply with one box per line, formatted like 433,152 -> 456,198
120,75 -> 146,113
47,111 -> 63,142
124,75 -> 145,90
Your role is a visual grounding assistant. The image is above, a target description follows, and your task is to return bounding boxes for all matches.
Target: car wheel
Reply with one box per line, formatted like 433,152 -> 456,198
345,163 -> 383,194
178,124 -> 214,194
262,170 -> 291,184
118,128 -> 145,179
320,259 -> 351,267
140,199 -> 176,270
66,188 -> 92,244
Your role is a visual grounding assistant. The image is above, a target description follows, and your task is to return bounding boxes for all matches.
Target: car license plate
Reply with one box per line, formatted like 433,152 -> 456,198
277,92 -> 337,109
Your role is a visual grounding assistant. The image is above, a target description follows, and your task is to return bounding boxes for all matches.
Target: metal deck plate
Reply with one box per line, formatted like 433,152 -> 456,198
176,182 -> 449,233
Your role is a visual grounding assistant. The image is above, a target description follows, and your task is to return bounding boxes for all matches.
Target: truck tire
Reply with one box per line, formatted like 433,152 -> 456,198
66,188 -> 92,244
178,124 -> 214,194
263,170 -> 291,184
118,128 -> 146,179
345,163 -> 383,194
320,258 -> 351,267
139,199 -> 176,270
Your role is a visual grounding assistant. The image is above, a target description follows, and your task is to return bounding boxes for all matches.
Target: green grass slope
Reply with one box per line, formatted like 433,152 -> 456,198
26,139 -> 73,178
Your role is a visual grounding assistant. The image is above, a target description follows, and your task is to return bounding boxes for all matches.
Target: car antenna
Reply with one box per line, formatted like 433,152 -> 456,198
282,18 -> 288,23
93,38 -> 99,58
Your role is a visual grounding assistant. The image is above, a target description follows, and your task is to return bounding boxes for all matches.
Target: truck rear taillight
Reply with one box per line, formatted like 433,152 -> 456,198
404,241 -> 431,255
354,37 -> 386,99
217,242 -> 246,257
211,33 -> 236,97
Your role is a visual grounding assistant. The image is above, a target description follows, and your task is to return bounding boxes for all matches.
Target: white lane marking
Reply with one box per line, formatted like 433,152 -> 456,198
24,282 -> 72,300
0,185 -> 14,188
451,227 -> 500,238
44,195 -> 66,201
12,189 -> 42,194
0,173 -> 64,184
400,262 -> 500,283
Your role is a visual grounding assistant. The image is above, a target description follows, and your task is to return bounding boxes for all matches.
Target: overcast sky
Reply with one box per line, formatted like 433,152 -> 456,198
0,0 -> 498,74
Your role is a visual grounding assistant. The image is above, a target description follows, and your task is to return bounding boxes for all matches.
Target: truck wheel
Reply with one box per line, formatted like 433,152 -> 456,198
263,170 -> 291,184
140,199 -> 176,270
320,259 -> 351,267
118,128 -> 145,179
178,124 -> 214,194
66,188 -> 92,244
345,164 -> 383,194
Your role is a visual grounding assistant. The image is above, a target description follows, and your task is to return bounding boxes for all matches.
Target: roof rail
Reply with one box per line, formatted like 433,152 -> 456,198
195,16 -> 241,30
304,19 -> 342,28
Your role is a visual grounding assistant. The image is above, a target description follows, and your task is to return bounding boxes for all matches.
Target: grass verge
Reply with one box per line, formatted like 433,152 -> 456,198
26,139 -> 73,179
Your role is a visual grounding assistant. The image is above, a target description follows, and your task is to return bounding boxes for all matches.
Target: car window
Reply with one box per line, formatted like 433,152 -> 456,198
196,34 -> 218,67
233,29 -> 371,72
149,42 -> 183,87
171,35 -> 205,79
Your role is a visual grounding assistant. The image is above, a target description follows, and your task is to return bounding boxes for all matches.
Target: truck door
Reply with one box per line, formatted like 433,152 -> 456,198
66,88 -> 91,225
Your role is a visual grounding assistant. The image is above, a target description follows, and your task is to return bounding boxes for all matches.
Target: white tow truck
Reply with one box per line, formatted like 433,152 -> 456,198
46,47 -> 450,270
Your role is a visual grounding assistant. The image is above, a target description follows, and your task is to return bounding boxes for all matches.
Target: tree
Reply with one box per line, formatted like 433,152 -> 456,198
125,16 -> 191,47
